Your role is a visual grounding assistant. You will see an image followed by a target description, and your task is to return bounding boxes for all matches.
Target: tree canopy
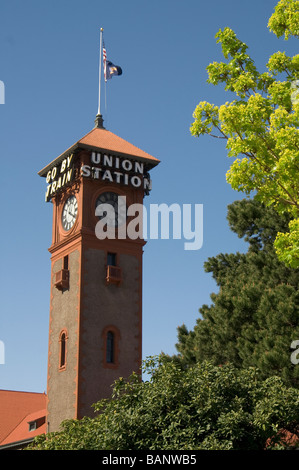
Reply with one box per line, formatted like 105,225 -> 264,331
29,358 -> 299,450
190,0 -> 299,268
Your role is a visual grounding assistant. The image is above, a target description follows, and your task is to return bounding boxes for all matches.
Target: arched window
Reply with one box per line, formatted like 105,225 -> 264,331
106,331 -> 114,364
59,330 -> 68,370
102,326 -> 120,368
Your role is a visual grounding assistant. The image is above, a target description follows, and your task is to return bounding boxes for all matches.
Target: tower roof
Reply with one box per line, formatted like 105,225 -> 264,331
38,127 -> 160,177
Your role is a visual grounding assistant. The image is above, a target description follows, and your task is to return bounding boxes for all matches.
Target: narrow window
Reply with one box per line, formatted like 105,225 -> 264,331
107,252 -> 116,266
59,330 -> 67,369
63,255 -> 69,270
102,326 -> 120,368
106,331 -> 114,363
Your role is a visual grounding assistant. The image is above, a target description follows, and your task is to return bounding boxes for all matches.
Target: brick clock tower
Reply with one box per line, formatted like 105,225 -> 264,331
38,115 -> 159,433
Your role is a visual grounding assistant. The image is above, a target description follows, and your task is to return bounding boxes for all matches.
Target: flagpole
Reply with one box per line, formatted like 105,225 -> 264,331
95,27 -> 104,128
98,27 -> 103,115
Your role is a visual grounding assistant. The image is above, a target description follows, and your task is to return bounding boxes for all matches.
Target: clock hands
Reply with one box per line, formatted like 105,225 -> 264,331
68,207 -> 76,219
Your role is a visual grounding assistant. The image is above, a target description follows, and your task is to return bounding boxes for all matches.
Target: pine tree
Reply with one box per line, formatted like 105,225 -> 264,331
175,199 -> 299,387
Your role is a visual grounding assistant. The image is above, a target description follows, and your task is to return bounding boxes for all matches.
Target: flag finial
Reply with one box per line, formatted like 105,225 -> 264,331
94,113 -> 105,129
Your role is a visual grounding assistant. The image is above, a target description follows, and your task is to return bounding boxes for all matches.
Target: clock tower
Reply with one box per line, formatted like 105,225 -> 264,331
39,115 -> 159,433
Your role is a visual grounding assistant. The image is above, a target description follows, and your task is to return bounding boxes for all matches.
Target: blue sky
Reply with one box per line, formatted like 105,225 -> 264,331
0,0 -> 297,392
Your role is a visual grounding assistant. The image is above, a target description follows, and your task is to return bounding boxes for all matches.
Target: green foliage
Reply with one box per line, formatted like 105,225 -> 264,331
29,358 -> 299,450
190,0 -> 299,267
268,0 -> 299,39
175,199 -> 299,388
275,219 -> 299,267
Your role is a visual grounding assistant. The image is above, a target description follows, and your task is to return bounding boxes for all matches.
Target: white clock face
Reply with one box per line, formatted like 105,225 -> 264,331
95,192 -> 126,227
62,195 -> 78,231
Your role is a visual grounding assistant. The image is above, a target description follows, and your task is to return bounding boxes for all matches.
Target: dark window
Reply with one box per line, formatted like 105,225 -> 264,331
107,252 -> 116,266
63,255 -> 69,270
106,331 -> 114,363
59,332 -> 66,369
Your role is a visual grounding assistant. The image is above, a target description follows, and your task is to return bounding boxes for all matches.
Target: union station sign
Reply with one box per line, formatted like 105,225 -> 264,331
43,151 -> 152,202
81,152 -> 152,193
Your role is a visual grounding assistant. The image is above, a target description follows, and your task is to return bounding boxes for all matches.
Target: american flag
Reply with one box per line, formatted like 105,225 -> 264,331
103,41 -> 107,82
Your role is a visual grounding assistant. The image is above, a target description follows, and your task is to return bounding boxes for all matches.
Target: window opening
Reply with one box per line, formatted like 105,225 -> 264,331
59,331 -> 67,369
29,421 -> 37,432
63,255 -> 69,270
107,252 -> 116,266
106,331 -> 114,363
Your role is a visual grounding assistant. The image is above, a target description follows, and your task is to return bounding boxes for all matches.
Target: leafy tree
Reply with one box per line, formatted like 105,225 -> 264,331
29,357 -> 299,450
175,199 -> 299,388
268,0 -> 299,39
190,0 -> 299,267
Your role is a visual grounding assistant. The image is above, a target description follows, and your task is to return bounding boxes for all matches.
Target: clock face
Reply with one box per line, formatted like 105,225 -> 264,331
62,195 -> 78,231
95,192 -> 126,227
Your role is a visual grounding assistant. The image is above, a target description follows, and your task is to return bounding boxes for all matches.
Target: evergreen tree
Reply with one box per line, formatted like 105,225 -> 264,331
175,199 -> 299,387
